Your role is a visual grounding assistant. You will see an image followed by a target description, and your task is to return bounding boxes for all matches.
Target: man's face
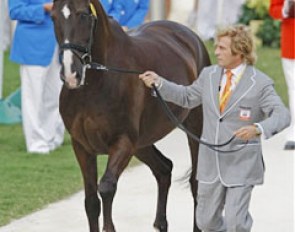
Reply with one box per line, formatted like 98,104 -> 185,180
214,36 -> 242,69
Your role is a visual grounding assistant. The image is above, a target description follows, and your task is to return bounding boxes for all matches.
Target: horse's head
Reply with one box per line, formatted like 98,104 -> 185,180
52,0 -> 99,89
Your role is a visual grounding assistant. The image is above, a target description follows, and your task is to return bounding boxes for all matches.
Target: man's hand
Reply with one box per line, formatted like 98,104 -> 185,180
44,2 -> 53,12
234,125 -> 260,141
139,71 -> 161,88
122,26 -> 128,31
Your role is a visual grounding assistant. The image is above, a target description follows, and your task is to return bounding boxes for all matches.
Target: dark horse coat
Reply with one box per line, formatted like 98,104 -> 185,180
51,0 -> 210,231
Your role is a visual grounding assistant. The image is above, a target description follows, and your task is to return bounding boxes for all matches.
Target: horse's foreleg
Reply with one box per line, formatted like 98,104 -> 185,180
72,140 -> 100,232
136,145 -> 173,232
99,136 -> 134,232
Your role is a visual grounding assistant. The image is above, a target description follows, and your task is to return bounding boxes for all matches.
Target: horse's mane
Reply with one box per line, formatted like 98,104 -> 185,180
90,0 -> 130,41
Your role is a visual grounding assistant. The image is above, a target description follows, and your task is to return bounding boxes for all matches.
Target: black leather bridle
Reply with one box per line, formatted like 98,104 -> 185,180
59,10 -> 97,67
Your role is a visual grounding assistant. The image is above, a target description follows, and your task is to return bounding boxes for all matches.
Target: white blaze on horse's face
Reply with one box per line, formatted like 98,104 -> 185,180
62,4 -> 71,19
60,5 -> 79,88
63,39 -> 78,88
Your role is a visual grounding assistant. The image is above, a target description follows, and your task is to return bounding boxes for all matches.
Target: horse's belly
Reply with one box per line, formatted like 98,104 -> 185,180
137,108 -> 190,148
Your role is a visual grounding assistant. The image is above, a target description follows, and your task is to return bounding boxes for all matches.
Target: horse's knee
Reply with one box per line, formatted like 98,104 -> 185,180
99,172 -> 117,199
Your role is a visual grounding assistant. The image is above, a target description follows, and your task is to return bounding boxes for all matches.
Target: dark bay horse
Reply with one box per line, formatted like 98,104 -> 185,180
51,0 -> 210,231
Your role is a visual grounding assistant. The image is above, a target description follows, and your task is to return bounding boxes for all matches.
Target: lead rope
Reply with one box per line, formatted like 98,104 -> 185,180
86,63 -> 248,153
151,84 -> 248,153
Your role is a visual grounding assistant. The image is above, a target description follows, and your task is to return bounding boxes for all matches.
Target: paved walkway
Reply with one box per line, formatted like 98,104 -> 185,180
0,128 -> 293,232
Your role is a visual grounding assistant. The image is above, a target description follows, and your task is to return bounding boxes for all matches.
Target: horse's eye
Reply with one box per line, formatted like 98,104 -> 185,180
79,14 -> 90,23
80,13 -> 91,19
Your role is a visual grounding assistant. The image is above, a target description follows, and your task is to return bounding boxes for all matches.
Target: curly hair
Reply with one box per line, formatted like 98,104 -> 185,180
216,24 -> 257,65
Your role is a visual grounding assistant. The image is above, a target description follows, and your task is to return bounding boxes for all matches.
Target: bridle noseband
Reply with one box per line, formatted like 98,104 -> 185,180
59,43 -> 93,65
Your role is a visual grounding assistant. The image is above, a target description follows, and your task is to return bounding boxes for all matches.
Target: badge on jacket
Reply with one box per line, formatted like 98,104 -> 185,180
239,106 -> 251,121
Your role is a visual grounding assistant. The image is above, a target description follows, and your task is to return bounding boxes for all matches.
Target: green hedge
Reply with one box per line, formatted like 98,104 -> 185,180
239,2 -> 281,48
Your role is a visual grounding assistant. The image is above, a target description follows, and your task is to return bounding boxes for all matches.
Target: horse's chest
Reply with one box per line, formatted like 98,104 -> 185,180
68,108 -> 137,152
60,89 -> 138,154
67,113 -> 112,154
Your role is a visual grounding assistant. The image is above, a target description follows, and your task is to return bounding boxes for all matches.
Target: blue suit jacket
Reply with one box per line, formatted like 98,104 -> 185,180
100,0 -> 149,28
9,0 -> 56,66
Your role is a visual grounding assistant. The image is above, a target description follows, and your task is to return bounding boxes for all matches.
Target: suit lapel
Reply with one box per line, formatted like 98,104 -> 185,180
221,65 -> 256,116
209,66 -> 223,116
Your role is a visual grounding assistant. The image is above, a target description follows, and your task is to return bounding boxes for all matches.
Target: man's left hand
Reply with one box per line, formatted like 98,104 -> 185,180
234,125 -> 259,141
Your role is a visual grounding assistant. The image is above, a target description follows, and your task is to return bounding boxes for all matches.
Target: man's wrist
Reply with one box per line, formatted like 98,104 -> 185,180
154,77 -> 163,89
253,124 -> 262,136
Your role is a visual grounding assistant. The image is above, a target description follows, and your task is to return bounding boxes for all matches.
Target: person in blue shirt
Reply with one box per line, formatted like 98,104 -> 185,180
100,0 -> 150,29
9,0 -> 64,154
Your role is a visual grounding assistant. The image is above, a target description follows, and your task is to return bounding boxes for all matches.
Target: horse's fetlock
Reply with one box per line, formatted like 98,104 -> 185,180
154,222 -> 168,232
154,215 -> 168,232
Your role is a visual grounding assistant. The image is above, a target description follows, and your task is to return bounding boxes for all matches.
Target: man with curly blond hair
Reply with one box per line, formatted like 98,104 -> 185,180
139,24 -> 290,232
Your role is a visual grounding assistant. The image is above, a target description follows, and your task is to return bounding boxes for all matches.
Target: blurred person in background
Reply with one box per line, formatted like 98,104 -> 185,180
188,0 -> 245,40
100,0 -> 150,30
0,0 -> 11,99
8,0 -> 64,154
270,0 -> 295,150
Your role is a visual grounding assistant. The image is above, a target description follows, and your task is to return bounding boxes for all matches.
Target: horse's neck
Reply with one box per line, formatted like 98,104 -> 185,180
87,6 -> 133,91
86,24 -> 131,90
92,20 -> 131,64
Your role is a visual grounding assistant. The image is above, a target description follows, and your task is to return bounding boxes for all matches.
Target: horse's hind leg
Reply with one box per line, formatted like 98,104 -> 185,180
136,145 -> 173,232
72,140 -> 101,232
183,106 -> 203,232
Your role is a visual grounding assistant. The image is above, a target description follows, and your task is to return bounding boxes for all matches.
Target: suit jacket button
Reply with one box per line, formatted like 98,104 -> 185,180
219,118 -> 223,122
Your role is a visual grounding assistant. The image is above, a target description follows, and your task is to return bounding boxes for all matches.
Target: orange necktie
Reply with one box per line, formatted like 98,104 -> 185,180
220,69 -> 233,113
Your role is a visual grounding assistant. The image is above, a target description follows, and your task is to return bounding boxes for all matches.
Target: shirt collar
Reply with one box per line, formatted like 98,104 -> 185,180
224,63 -> 246,80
